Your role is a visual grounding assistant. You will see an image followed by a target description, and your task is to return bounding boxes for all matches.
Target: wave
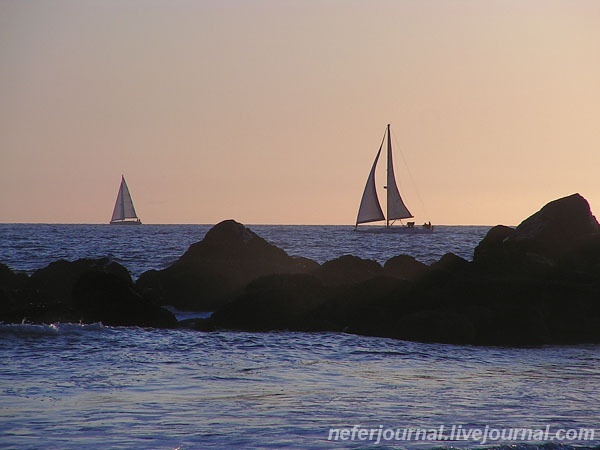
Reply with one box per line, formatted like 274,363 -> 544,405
0,321 -> 105,337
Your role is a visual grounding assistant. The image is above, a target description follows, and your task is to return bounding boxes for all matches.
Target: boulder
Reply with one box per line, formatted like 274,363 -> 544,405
312,255 -> 383,286
392,310 -> 476,345
0,263 -> 28,290
73,271 -> 177,328
429,252 -> 470,273
29,257 -> 132,303
305,276 -> 410,335
471,195 -> 600,277
211,273 -> 329,331
383,255 -> 428,280
136,220 -> 317,310
472,225 -> 515,268
505,193 -> 599,259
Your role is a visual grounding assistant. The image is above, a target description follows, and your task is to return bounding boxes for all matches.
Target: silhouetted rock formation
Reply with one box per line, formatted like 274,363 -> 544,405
211,273 -> 329,331
74,271 -> 177,328
312,255 -> 382,286
0,258 -> 176,328
383,255 -> 428,281
209,193 -> 600,346
474,193 -> 600,275
136,219 -> 318,310
3,194 -> 600,346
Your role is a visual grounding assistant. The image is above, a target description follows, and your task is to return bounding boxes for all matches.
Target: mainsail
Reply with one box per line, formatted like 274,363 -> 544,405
110,176 -> 141,224
385,124 -> 413,223
355,124 -> 413,228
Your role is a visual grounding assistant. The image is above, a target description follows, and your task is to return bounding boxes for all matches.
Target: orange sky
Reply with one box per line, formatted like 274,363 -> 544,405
1,1 -> 599,225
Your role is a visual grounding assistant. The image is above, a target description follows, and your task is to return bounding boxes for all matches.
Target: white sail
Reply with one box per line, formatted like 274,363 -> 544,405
356,144 -> 385,225
110,176 -> 141,224
386,125 -> 413,222
355,124 -> 419,230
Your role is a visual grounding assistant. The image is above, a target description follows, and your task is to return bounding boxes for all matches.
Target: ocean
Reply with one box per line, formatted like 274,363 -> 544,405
1,224 -> 599,450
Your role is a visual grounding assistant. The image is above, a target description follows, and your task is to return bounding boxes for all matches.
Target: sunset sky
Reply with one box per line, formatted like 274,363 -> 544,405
1,0 -> 599,225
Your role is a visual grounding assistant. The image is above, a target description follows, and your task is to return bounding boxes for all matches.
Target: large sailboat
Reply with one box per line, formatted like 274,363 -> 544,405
355,124 -> 432,232
110,175 -> 142,225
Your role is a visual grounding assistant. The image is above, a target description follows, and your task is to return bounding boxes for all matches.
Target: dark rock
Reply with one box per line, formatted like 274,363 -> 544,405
136,220 -> 317,309
312,255 -> 383,286
471,195 -> 600,278
476,305 -> 550,347
555,233 -> 600,281
211,273 -> 329,331
429,253 -> 470,273
383,255 -> 428,280
73,271 -> 177,328
393,310 -> 476,345
472,225 -> 515,267
0,263 -> 29,290
30,257 -> 132,303
505,193 -> 599,259
305,276 -> 410,335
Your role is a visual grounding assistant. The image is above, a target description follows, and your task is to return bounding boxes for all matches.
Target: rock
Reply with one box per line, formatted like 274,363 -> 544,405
471,195 -> 600,277
0,263 -> 29,290
472,225 -> 514,267
29,257 -> 132,303
505,193 -> 599,259
136,220 -> 317,310
555,234 -> 600,281
312,255 -> 383,286
383,255 -> 428,280
476,305 -> 550,346
73,271 -> 177,328
0,258 -> 176,327
430,253 -> 470,272
305,276 -> 410,335
393,310 -> 476,345
211,273 -> 329,331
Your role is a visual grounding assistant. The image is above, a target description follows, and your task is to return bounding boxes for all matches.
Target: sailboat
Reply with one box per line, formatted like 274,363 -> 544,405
355,124 -> 432,232
110,175 -> 142,225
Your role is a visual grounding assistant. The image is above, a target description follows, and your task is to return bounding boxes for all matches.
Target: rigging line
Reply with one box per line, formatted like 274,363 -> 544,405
389,127 -> 431,222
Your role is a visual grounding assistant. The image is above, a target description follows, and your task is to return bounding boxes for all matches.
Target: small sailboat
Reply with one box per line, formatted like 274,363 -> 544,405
355,124 -> 432,232
110,175 -> 142,225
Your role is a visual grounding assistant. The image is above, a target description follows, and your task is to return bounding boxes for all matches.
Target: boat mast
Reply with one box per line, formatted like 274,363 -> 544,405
386,124 -> 391,228
120,175 -> 126,222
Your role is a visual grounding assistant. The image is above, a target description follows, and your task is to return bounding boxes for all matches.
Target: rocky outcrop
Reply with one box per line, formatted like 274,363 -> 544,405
383,255 -> 428,281
0,258 -> 176,328
210,273 -> 329,331
73,271 -> 177,328
4,193 -> 600,346
312,255 -> 382,286
136,219 -> 318,310
474,194 -> 600,275
29,257 -> 133,302
208,194 -> 600,346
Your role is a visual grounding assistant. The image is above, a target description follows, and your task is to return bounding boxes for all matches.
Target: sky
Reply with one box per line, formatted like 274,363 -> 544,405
1,0 -> 599,225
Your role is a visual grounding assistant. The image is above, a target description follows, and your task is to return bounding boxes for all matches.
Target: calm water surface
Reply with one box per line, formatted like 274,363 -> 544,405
1,325 -> 599,449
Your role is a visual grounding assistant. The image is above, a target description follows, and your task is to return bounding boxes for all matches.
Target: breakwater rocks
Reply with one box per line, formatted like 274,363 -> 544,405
2,193 -> 600,346
0,258 -> 177,328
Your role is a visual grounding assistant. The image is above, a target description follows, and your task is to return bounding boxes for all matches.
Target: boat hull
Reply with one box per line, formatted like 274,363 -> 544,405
354,226 -> 433,234
109,220 -> 142,225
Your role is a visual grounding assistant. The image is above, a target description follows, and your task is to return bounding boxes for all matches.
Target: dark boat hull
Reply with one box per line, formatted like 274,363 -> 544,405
109,220 -> 142,225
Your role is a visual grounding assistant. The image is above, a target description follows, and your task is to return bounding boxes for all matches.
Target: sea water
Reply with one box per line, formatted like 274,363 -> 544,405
0,224 -> 599,450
